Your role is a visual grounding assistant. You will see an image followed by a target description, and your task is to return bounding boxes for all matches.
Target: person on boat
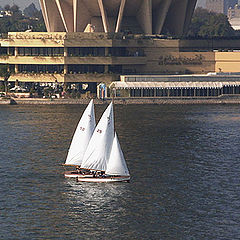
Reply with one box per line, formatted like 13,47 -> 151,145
76,166 -> 82,173
98,171 -> 105,178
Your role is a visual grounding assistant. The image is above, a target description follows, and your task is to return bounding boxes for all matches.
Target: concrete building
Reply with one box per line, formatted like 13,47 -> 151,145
109,74 -> 240,98
39,0 -> 197,36
1,32 -> 240,84
1,1 -> 240,98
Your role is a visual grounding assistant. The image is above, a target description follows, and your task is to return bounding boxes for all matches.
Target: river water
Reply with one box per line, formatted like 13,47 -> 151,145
0,104 -> 240,239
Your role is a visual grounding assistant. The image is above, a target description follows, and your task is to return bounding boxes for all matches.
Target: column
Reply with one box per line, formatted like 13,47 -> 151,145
64,64 -> 68,74
104,65 -> 109,73
115,0 -> 126,32
98,0 -> 109,33
137,0 -> 152,34
15,47 -> 18,56
153,0 -> 172,34
15,64 -> 18,73
64,47 -> 67,57
105,47 -> 109,57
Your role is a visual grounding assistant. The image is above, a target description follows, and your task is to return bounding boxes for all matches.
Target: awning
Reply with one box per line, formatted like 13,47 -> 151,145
110,81 -> 240,89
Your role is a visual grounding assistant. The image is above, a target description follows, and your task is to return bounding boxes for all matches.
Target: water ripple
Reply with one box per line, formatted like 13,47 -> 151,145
0,104 -> 240,239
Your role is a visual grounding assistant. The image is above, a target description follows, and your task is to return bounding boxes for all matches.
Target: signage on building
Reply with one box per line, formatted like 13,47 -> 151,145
158,54 -> 204,65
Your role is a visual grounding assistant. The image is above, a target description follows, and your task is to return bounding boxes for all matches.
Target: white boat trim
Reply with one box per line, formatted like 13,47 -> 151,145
77,176 -> 130,182
64,174 -> 94,178
64,171 -> 93,178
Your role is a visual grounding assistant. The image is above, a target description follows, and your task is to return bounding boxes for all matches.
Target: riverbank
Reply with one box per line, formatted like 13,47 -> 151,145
1,96 -> 240,105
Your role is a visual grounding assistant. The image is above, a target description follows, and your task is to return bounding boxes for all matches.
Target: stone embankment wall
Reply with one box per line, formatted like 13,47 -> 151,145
1,97 -> 240,105
0,99 -> 11,104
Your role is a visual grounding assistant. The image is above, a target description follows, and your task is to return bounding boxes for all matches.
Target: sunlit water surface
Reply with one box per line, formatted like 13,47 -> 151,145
0,104 -> 240,239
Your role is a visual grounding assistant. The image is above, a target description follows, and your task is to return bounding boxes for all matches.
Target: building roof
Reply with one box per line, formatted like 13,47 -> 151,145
110,81 -> 240,89
120,73 -> 240,83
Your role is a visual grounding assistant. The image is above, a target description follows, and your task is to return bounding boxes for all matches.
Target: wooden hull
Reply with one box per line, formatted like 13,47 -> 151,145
64,171 -> 93,178
77,176 -> 130,182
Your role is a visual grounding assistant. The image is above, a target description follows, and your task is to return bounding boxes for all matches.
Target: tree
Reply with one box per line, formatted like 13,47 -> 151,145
4,4 -> 10,11
23,3 -> 38,18
0,4 -> 46,33
0,65 -> 11,92
187,7 -> 235,38
10,4 -> 20,14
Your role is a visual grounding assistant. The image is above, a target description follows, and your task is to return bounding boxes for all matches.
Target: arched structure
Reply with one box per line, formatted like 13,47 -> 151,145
39,0 -> 197,35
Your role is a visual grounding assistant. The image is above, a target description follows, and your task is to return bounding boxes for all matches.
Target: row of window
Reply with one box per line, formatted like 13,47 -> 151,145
18,47 -> 64,56
0,47 -> 144,57
16,64 -> 123,74
18,64 -> 64,74
129,86 -> 240,97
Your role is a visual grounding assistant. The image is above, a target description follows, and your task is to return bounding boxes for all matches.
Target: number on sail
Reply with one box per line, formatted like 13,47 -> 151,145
97,129 -> 102,134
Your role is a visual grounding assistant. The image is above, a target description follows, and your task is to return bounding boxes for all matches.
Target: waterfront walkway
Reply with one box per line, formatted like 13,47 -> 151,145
1,96 -> 240,105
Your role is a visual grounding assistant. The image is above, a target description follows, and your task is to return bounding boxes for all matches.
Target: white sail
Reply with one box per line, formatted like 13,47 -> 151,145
65,99 -> 96,165
81,102 -> 114,171
105,133 -> 130,176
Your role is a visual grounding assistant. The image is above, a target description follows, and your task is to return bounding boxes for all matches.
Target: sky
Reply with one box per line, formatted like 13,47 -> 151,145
1,0 -> 205,10
197,0 -> 205,8
0,0 -> 40,10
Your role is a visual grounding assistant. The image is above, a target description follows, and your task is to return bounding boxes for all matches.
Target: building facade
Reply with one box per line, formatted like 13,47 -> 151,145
2,32 -> 240,97
1,32 -> 240,80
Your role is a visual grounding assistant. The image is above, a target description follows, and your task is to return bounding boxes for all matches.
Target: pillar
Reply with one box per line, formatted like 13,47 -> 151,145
64,64 -> 68,74
104,65 -> 109,73
98,0 -> 109,33
105,47 -> 109,57
115,0 -> 126,32
15,47 -> 18,56
137,0 -> 152,34
15,64 -> 18,73
64,47 -> 67,57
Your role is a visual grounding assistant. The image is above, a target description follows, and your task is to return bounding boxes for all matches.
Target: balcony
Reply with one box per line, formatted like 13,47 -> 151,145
65,56 -> 146,65
0,56 -> 64,64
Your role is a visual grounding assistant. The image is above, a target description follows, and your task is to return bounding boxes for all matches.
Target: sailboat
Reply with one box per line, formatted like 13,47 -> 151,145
63,99 -> 96,178
77,102 -> 130,182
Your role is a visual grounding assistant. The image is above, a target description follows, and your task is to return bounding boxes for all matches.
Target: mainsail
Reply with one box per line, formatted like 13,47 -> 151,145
81,102 -> 114,171
105,133 -> 130,176
65,99 -> 96,165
